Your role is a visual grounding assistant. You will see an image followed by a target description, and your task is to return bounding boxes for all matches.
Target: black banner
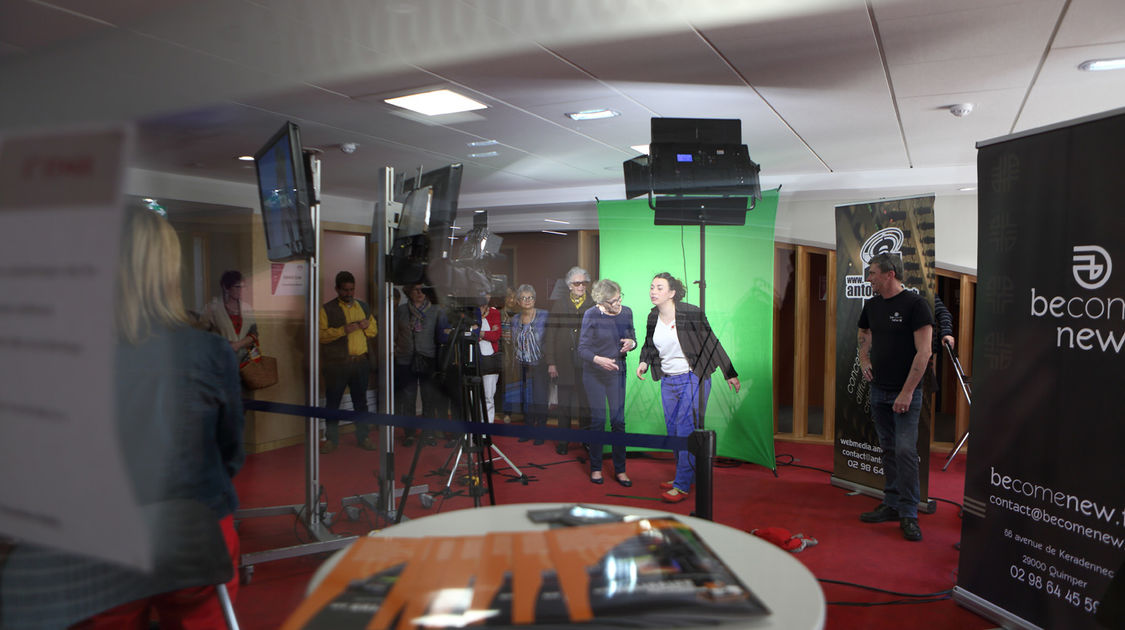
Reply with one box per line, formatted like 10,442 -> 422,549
955,109 -> 1125,628
832,196 -> 935,504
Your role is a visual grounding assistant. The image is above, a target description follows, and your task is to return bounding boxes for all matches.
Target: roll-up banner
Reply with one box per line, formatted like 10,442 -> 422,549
832,195 -> 936,508
954,108 -> 1125,629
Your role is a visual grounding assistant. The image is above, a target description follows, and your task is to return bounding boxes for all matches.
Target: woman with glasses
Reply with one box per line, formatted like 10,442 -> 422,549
578,279 -> 636,486
543,266 -> 594,455
636,272 -> 740,503
202,270 -> 258,365
510,284 -> 549,442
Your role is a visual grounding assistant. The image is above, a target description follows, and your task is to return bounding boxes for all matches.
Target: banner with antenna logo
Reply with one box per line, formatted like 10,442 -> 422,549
831,196 -> 936,504
954,110 -> 1125,629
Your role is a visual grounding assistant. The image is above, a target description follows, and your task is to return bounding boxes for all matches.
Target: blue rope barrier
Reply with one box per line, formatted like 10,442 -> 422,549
244,399 -> 689,452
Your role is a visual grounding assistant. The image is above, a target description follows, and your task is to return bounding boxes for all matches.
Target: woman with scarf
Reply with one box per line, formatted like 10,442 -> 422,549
202,270 -> 258,365
510,283 -> 549,442
394,284 -> 442,446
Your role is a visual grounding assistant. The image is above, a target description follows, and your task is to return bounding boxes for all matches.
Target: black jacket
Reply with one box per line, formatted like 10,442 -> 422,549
543,295 -> 594,386
639,302 -> 737,382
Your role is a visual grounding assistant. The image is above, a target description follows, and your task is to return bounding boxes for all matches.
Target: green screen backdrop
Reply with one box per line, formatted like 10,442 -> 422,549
595,191 -> 777,469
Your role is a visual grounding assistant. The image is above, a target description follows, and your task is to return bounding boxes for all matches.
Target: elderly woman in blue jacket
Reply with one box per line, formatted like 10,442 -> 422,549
635,272 -> 739,503
578,279 -> 637,486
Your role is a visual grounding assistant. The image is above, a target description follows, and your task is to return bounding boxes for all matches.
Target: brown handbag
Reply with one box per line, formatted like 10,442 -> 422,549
239,338 -> 278,390
240,355 -> 278,389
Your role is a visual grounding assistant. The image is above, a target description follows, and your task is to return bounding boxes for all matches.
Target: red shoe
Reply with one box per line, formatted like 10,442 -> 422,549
661,488 -> 689,503
659,480 -> 676,490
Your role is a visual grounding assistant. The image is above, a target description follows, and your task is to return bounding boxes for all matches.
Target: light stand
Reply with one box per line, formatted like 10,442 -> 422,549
941,340 -> 972,471
340,167 -> 431,520
237,152 -> 356,583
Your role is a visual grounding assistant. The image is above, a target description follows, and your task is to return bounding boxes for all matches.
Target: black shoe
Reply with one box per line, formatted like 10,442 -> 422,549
901,517 -> 923,541
555,443 -> 568,455
614,474 -> 632,488
533,439 -> 545,446
860,504 -> 899,523
518,436 -> 531,443
590,472 -> 604,485
359,437 -> 378,450
402,436 -> 415,447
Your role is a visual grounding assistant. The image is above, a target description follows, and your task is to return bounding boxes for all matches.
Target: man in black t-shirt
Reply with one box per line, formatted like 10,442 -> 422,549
857,253 -> 933,541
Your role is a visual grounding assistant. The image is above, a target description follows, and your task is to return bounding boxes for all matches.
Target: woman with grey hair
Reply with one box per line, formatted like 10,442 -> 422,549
510,283 -> 549,442
543,266 -> 594,455
577,279 -> 636,485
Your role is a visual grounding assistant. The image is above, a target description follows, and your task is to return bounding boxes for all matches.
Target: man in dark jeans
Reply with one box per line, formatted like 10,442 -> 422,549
319,271 -> 378,453
857,253 -> 933,541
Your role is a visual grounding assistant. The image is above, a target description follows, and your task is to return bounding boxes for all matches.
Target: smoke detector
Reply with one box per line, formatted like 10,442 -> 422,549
949,103 -> 974,118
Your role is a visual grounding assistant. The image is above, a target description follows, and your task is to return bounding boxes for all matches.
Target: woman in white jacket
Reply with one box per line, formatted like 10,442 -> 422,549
202,270 -> 258,364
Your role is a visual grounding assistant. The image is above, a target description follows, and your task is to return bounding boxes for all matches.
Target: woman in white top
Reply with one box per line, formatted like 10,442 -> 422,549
202,270 -> 258,365
636,272 -> 740,503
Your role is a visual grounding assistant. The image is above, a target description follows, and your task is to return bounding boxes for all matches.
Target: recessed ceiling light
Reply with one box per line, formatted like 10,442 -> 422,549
565,109 -> 620,121
469,151 -> 499,158
544,218 -> 570,224
237,155 -> 254,161
959,186 -> 977,192
385,89 -> 487,116
1078,57 -> 1125,72
541,230 -> 567,236
468,139 -> 498,147
630,144 -> 649,154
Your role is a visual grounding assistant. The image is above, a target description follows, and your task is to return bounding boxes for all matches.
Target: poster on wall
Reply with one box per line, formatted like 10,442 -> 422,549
953,109 -> 1125,629
595,193 -> 777,469
272,260 -> 308,296
832,195 -> 936,505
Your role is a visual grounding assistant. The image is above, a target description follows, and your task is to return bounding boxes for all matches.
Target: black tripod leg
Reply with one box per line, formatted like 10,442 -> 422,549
394,436 -> 427,524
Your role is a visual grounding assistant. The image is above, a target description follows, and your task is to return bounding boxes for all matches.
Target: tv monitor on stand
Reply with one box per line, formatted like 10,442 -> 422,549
254,121 -> 316,262
400,163 -> 463,261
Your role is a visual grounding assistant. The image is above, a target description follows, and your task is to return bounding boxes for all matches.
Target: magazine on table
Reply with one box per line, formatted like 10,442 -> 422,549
281,516 -> 769,629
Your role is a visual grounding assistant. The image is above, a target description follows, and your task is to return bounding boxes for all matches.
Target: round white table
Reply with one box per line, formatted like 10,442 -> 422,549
313,502 -> 825,630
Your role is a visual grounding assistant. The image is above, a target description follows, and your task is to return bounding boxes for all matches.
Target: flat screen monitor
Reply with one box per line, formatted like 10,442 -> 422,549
401,163 -> 463,231
254,122 -> 316,262
398,186 -> 433,238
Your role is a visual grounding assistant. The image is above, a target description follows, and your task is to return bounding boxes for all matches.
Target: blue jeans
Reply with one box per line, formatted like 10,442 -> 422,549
324,359 -> 371,444
661,373 -> 711,492
583,367 -> 627,474
870,386 -> 922,518
394,358 -> 440,438
518,363 -> 549,427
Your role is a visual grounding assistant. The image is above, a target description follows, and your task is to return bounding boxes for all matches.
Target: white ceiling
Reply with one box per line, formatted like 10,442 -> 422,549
2,0 -> 1124,225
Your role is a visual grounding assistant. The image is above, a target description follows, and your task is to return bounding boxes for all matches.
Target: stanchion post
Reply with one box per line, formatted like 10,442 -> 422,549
690,429 -> 716,521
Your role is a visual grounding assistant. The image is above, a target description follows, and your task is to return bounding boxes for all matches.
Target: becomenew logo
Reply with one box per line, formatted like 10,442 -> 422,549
1030,244 -> 1124,354
1072,245 -> 1112,290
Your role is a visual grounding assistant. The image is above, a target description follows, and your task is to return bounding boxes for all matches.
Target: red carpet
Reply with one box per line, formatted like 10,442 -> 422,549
232,432 -> 995,629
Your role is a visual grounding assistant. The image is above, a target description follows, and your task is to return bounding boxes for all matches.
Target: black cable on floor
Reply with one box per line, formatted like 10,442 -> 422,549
818,578 -> 952,598
775,453 -> 833,474
827,595 -> 951,606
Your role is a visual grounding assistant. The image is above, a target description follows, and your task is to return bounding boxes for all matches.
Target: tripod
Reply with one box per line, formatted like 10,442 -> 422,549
431,308 -> 528,506
941,340 -> 972,471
